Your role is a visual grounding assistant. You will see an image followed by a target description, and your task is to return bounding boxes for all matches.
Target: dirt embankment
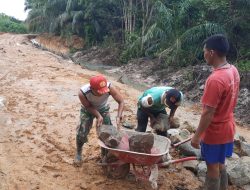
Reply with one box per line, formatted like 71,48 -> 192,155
35,34 -> 84,55
0,33 -> 205,190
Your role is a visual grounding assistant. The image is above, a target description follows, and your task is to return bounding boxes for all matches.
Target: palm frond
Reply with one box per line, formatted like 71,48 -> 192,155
152,0 -> 173,32
180,22 -> 225,48
60,12 -> 72,27
142,23 -> 166,44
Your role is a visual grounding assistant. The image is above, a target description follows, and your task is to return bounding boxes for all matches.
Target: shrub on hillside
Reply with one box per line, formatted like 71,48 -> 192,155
0,13 -> 27,34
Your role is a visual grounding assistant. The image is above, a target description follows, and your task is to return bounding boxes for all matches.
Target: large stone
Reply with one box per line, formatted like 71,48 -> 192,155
197,161 -> 207,182
227,153 -> 240,161
72,51 -> 84,60
227,156 -> 250,186
97,125 -> 121,148
167,129 -> 180,136
234,133 -> 246,143
180,121 -> 196,133
170,117 -> 180,128
241,142 -> 250,156
179,129 -> 191,140
169,129 -> 191,144
243,184 -> 250,190
167,129 -> 180,144
182,160 -> 199,174
152,113 -> 170,132
233,134 -> 250,156
0,96 -> 6,110
178,141 -> 201,157
122,121 -> 135,129
129,133 -> 154,154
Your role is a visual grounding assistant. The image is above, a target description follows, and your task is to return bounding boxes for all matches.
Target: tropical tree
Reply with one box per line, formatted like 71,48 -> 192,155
24,0 -> 249,68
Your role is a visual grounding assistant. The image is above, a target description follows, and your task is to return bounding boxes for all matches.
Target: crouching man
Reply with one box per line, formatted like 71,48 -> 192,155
135,86 -> 183,135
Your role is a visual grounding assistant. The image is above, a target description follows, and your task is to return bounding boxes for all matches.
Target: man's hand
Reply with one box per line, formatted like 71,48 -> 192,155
149,116 -> 157,128
116,116 -> 122,129
191,135 -> 201,149
169,116 -> 174,126
96,116 -> 103,127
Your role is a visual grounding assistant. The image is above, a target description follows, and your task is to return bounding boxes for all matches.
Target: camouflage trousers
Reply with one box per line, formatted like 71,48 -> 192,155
76,106 -> 112,147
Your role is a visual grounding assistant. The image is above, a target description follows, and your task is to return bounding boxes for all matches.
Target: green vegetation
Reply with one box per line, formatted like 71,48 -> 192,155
237,60 -> 250,72
0,13 -> 27,33
25,0 -> 250,67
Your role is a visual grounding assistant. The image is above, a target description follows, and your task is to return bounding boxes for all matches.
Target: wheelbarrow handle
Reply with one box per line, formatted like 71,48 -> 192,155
158,156 -> 197,168
172,137 -> 192,148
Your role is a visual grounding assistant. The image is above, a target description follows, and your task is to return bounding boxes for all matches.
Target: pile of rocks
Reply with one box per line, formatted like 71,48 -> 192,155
164,119 -> 250,188
98,121 -> 250,188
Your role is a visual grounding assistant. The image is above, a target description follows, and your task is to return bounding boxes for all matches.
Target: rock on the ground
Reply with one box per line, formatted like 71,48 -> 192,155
197,161 -> 207,182
178,141 -> 201,158
234,133 -> 246,156
227,153 -> 240,160
167,129 -> 180,136
241,142 -> 250,156
129,133 -> 154,154
243,184 -> 250,190
180,121 -> 196,133
234,133 -> 246,143
179,129 -> 191,140
97,125 -> 121,148
182,160 -> 199,174
234,134 -> 250,156
122,121 -> 135,129
167,129 -> 180,143
168,129 -> 191,144
152,113 -> 170,132
0,96 -> 6,109
227,156 -> 250,186
72,51 -> 84,60
170,117 -> 180,128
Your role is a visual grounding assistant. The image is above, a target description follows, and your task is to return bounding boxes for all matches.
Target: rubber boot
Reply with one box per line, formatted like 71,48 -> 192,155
204,176 -> 220,190
220,168 -> 228,190
74,143 -> 83,166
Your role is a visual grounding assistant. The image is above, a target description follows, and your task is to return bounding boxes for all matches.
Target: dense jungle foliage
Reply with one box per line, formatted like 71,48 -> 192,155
25,0 -> 250,68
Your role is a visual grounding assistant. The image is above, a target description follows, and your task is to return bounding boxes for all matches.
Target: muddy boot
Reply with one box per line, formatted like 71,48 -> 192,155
74,144 -> 83,167
204,176 -> 220,190
220,168 -> 228,190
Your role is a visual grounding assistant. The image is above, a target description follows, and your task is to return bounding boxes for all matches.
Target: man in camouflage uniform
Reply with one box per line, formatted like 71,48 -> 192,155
75,75 -> 124,165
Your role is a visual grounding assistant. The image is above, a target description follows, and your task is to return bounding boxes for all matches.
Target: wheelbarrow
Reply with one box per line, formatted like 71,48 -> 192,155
98,130 -> 198,189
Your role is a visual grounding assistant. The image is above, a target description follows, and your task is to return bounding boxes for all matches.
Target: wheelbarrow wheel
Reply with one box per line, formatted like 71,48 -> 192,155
101,151 -> 130,179
105,163 -> 130,179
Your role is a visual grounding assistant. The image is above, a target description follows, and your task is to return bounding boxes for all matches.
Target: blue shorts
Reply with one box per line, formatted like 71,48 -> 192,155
200,141 -> 234,164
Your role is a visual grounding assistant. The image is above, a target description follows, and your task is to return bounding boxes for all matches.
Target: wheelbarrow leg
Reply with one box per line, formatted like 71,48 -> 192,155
101,147 -> 107,157
149,164 -> 158,189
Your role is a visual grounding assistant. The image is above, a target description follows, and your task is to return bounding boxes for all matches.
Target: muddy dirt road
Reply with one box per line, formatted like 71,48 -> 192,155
0,34 -> 248,190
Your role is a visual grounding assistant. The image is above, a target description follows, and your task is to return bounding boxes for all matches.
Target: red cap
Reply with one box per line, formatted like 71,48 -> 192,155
90,75 -> 109,94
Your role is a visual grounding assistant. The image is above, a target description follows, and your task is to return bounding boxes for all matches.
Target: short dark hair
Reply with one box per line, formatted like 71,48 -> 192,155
165,89 -> 181,110
203,34 -> 229,57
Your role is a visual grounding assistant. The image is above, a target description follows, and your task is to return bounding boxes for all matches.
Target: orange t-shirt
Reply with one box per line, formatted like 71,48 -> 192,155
201,64 -> 240,144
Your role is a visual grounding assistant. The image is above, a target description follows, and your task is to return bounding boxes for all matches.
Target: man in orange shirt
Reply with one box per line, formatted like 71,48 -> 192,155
191,34 -> 240,190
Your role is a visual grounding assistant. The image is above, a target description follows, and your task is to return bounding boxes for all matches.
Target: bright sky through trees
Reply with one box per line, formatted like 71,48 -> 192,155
0,0 -> 28,20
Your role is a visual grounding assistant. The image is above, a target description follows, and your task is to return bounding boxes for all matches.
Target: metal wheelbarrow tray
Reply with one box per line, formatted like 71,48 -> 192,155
99,130 -> 171,165
98,130 -> 197,189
